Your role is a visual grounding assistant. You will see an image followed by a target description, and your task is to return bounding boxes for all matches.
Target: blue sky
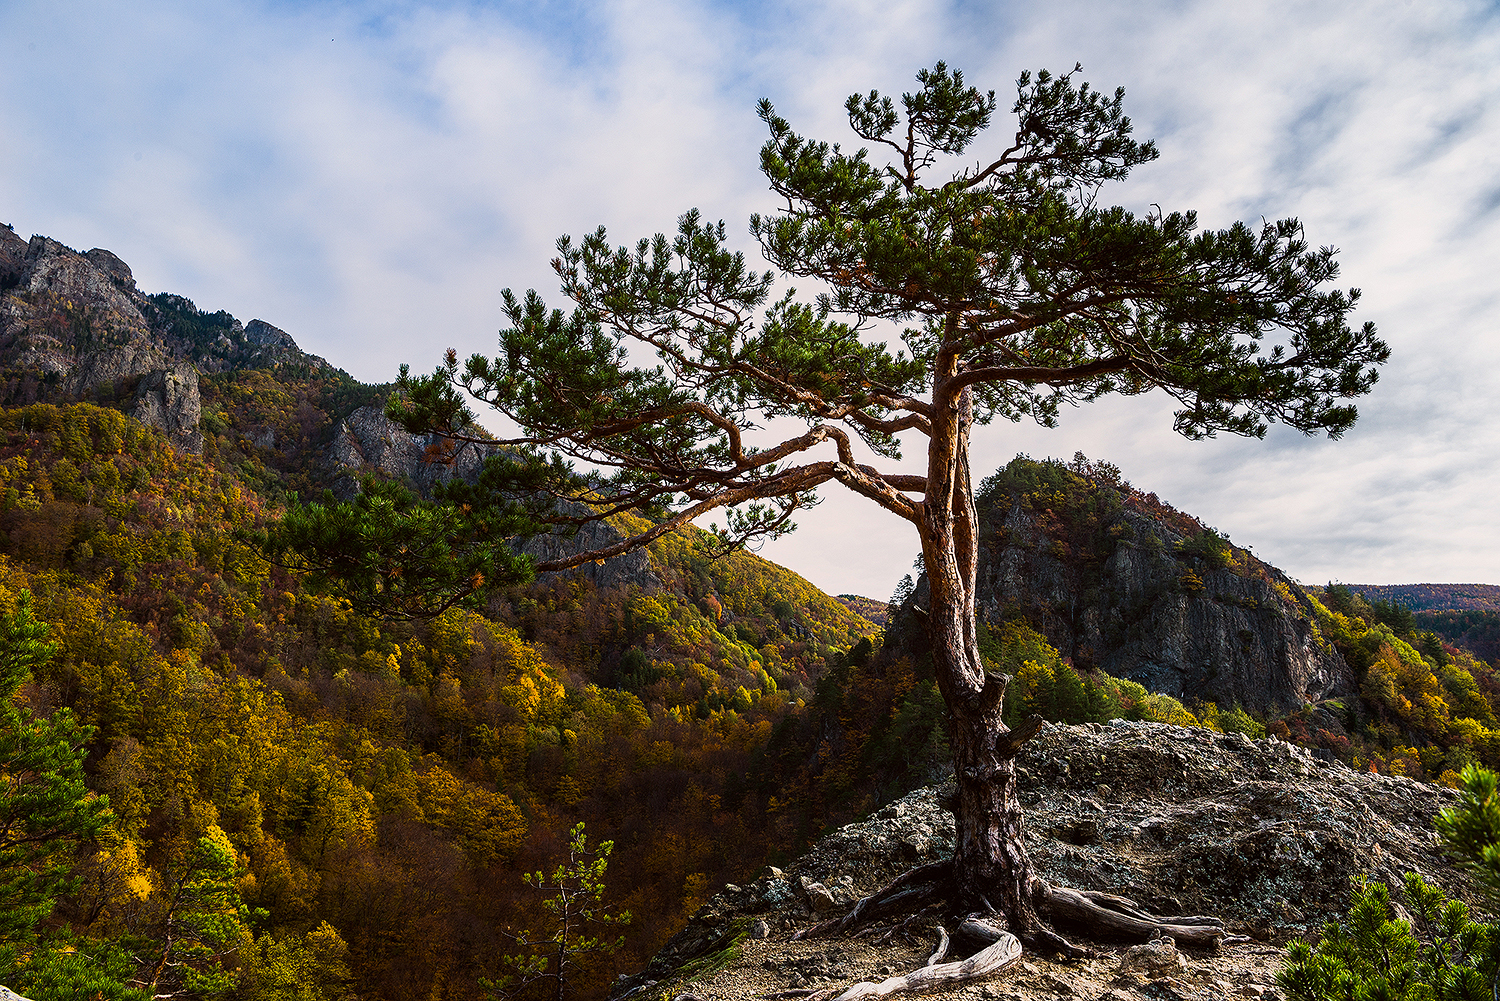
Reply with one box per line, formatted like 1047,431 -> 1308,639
3,0 -> 1499,600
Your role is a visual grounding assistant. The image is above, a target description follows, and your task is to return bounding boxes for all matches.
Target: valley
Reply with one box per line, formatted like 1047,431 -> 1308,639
1,225 -> 1497,1000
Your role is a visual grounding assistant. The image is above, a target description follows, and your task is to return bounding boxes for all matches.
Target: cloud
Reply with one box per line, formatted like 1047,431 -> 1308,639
2,0 -> 1499,599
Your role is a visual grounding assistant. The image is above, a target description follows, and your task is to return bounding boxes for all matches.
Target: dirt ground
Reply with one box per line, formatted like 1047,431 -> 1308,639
658,925 -> 1287,1001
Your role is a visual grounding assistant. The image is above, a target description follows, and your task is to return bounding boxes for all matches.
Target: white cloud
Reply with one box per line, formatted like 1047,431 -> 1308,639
2,0 -> 1498,599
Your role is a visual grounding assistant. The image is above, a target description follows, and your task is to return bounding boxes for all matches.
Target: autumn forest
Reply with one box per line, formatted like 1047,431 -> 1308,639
3,294 -> 1500,999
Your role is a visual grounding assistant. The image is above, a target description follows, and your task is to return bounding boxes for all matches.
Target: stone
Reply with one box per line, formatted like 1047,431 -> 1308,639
748,919 -> 770,939
1119,935 -> 1188,978
0,224 -> 28,289
760,878 -> 797,911
0,228 -> 334,428
799,876 -> 837,913
829,874 -> 859,903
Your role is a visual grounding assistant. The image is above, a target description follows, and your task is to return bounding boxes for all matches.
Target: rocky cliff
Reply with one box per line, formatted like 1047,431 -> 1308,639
619,720 -> 1466,1001
0,223 -> 333,453
328,405 -> 662,591
908,458 -> 1353,716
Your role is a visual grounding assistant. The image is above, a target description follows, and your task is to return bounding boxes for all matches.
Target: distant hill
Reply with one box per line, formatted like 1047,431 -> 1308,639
1348,583 -> 1500,612
902,455 -> 1354,715
837,593 -> 889,627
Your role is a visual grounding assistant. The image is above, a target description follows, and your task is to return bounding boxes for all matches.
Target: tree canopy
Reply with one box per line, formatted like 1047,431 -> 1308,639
364,61 -> 1384,593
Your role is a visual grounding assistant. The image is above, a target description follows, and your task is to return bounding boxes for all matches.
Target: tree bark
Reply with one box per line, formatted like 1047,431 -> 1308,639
920,349 -> 1049,936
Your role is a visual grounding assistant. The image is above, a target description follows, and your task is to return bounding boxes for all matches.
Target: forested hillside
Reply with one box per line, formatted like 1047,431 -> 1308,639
1345,585 -> 1500,703
5,232 -> 1500,1001
10,396 -> 1500,999
1349,583 -> 1500,612
0,398 -> 878,999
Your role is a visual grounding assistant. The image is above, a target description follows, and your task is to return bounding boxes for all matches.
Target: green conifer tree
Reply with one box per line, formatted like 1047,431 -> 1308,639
0,590 -> 110,945
488,822 -> 630,1001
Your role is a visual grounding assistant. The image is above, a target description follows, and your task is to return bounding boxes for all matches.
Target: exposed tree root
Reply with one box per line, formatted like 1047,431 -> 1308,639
925,925 -> 950,966
1043,886 -> 1225,948
791,862 -> 951,941
831,922 -> 1021,1000
869,903 -> 944,945
785,864 -> 1226,1001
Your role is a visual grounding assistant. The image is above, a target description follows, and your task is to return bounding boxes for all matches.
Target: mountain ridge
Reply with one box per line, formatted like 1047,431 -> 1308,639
1348,583 -> 1500,612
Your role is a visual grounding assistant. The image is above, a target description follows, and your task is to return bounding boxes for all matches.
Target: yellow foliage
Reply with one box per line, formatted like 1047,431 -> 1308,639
1139,693 -> 1199,728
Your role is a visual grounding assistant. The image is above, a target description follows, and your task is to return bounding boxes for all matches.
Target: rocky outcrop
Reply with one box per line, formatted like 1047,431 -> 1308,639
0,225 -> 30,289
328,405 -> 493,497
0,227 -> 337,453
618,721 -> 1467,998
515,500 -> 663,591
130,364 -> 203,454
976,499 -> 1350,714
902,467 -> 1354,716
328,406 -> 662,591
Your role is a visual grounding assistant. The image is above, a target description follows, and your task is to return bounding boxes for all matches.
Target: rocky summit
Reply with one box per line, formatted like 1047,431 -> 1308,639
0,224 -> 331,453
901,460 -> 1354,717
617,721 -> 1468,1001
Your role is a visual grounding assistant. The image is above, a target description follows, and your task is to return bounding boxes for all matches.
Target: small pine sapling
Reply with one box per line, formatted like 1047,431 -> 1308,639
1278,764 -> 1500,1000
488,823 -> 631,1001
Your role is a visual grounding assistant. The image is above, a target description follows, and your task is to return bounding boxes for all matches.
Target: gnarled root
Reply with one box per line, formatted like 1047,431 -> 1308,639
831,921 -> 1021,1001
792,861 -> 951,941
1041,885 -> 1225,948
782,865 -> 1225,1001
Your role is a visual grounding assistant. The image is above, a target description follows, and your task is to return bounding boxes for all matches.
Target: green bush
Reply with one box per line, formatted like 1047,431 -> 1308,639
1279,764 -> 1500,999
1279,874 -> 1499,1000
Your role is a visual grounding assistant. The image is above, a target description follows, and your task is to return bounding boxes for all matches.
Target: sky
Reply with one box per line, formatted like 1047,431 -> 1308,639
2,0 -> 1498,601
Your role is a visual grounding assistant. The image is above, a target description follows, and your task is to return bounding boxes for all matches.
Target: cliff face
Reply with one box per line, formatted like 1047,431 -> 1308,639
913,459 -> 1353,716
0,225 -> 332,453
328,405 -> 662,591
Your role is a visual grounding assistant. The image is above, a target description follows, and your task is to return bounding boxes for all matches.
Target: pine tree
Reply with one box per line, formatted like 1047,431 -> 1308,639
488,823 -> 629,1001
280,61 -> 1387,957
0,590 -> 110,945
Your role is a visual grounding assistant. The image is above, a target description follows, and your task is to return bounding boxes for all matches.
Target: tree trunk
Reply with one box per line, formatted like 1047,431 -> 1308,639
922,356 -> 1047,934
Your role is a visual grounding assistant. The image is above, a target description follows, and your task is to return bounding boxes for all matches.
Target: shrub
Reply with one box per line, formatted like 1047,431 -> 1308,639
1279,764 -> 1500,999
